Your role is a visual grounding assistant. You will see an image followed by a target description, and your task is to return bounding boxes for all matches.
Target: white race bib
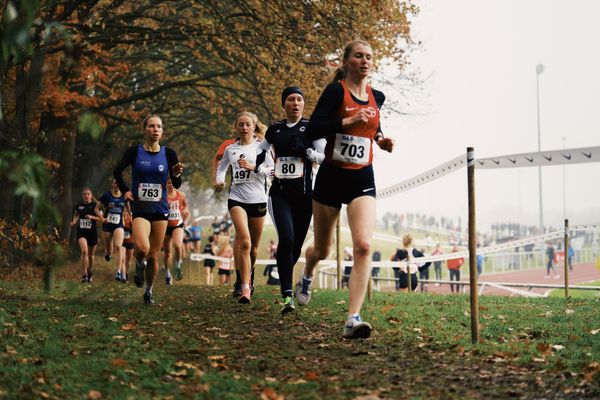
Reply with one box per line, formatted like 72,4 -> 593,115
79,219 -> 92,229
124,230 -> 131,239
168,210 -> 181,221
232,166 -> 251,185
332,134 -> 370,165
274,157 -> 304,179
106,213 -> 121,225
138,183 -> 161,202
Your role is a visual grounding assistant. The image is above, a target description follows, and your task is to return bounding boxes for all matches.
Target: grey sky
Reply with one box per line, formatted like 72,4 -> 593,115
375,0 -> 600,231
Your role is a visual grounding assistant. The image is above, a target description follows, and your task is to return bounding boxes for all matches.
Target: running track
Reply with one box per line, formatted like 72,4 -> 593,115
409,263 -> 600,297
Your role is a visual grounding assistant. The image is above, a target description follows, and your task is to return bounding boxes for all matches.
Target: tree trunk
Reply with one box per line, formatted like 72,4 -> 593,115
57,131 -> 76,240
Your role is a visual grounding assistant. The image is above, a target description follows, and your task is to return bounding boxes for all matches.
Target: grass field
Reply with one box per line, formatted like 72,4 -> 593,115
549,280 -> 600,299
1,265 -> 599,399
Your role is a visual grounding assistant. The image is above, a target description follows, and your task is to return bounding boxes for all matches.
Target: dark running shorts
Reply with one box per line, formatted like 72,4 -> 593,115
122,241 -> 134,250
227,199 -> 267,218
218,268 -> 232,276
77,231 -> 98,247
166,223 -> 184,236
102,223 -> 123,233
312,162 -> 376,209
133,212 -> 169,222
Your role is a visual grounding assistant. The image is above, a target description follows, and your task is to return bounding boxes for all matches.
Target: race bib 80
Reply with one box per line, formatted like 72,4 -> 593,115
332,134 -> 370,165
138,183 -> 161,202
274,157 -> 304,179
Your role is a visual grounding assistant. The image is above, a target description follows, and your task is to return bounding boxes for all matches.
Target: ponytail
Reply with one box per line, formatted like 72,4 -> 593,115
330,66 -> 347,84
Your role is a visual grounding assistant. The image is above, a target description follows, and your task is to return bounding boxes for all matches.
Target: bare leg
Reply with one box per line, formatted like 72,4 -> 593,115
78,238 -> 89,277
146,220 -> 168,289
346,196 -> 376,316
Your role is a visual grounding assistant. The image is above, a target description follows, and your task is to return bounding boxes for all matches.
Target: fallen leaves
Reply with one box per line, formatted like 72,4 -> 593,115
87,390 -> 102,399
260,387 -> 284,400
304,371 -> 319,381
120,324 -> 135,331
110,358 -> 127,367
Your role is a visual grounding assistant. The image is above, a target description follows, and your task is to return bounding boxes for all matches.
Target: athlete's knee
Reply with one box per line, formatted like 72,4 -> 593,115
353,239 -> 371,259
81,249 -> 89,258
237,237 -> 252,252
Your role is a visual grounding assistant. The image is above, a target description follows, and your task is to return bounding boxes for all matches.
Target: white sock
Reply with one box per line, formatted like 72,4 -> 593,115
302,274 -> 312,282
241,283 -> 250,291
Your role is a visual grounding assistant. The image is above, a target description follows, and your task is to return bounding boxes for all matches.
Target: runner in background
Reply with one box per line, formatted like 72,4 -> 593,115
163,177 -> 190,283
71,187 -> 102,283
121,205 -> 134,283
217,237 -> 234,285
203,235 -> 218,285
95,179 -> 126,281
215,111 -> 271,304
189,221 -> 202,253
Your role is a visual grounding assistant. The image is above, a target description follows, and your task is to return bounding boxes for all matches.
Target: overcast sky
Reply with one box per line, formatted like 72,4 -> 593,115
374,0 -> 600,231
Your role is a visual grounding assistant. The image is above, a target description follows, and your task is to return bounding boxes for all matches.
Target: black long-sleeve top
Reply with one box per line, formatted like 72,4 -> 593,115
308,81 -> 385,141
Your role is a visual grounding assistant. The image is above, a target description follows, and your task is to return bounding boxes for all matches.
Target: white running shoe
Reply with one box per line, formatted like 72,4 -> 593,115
295,277 -> 313,306
342,315 -> 372,339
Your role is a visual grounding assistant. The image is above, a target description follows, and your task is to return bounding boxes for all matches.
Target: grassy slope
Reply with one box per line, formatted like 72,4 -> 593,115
1,270 -> 599,399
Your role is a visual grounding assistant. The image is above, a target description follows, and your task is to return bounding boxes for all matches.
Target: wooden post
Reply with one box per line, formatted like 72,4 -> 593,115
564,219 -> 569,300
467,147 -> 479,344
336,216 -> 342,290
367,276 -> 373,301
407,263 -> 412,293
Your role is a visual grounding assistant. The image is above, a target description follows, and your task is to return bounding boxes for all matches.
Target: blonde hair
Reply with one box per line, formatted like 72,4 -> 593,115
234,111 -> 266,140
402,233 -> 413,248
331,39 -> 372,83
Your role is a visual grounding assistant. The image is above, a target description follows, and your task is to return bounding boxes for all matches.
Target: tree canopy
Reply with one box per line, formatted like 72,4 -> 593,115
0,0 -> 419,235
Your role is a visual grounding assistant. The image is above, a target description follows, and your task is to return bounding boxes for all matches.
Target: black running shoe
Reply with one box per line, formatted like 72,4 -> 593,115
134,260 -> 145,288
143,292 -> 154,305
105,253 -> 111,262
81,275 -> 88,283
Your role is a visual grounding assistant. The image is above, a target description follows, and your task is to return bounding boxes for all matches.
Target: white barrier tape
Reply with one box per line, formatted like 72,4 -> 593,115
189,253 -> 275,266
377,154 -> 466,199
190,223 -> 598,268
476,146 -> 600,169
570,223 -> 600,232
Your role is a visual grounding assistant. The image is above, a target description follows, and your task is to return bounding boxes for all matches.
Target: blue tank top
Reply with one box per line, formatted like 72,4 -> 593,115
132,145 -> 169,214
100,191 -> 126,227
